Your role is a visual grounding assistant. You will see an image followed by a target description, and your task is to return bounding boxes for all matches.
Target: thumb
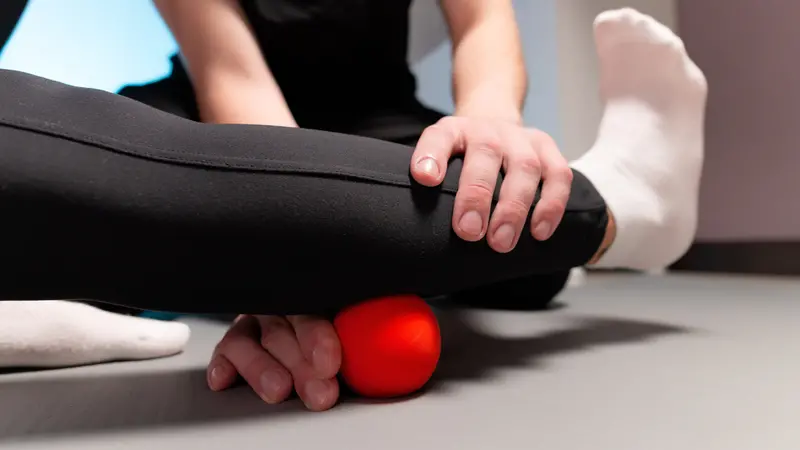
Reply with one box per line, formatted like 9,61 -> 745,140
410,117 -> 465,187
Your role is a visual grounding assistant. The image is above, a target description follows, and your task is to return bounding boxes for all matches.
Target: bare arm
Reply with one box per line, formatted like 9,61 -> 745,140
153,0 -> 297,126
439,0 -> 527,124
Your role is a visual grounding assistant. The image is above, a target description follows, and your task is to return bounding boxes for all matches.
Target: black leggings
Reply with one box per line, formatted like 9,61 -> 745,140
116,62 -> 579,314
0,69 -> 607,315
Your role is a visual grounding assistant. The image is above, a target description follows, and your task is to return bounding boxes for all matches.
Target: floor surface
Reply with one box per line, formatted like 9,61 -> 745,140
1,273 -> 798,449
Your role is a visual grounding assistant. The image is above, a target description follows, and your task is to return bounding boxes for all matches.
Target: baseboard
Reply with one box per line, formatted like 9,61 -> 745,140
670,241 -> 800,276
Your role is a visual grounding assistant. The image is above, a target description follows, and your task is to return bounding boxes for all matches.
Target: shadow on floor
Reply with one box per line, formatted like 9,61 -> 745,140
0,311 -> 691,441
428,312 -> 690,390
0,367 -> 304,441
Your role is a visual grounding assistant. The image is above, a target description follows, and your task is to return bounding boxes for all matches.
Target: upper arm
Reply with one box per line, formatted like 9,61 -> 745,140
153,0 -> 269,86
438,0 -> 517,43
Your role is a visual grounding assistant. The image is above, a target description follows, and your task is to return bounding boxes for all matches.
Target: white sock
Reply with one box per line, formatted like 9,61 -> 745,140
0,301 -> 190,368
570,8 -> 708,271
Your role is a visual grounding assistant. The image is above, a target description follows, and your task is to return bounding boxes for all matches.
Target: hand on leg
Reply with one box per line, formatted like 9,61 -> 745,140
410,117 -> 572,253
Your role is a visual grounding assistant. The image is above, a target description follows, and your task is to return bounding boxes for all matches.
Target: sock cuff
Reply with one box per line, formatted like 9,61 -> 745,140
571,159 -> 649,270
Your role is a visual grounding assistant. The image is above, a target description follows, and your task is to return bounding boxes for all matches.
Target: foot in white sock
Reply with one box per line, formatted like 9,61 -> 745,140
0,301 -> 190,368
570,8 -> 708,271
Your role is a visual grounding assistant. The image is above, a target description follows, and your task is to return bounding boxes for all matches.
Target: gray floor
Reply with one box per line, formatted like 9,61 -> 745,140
1,273 -> 799,449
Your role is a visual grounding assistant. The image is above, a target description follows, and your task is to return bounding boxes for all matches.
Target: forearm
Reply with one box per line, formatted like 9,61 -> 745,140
153,0 -> 296,127
449,9 -> 527,124
193,70 -> 297,127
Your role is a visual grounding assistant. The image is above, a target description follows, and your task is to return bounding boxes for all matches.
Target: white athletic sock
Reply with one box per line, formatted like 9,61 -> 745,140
0,301 -> 190,368
570,8 -> 708,271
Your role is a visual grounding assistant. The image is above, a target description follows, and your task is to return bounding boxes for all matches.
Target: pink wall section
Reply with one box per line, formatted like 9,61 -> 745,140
679,0 -> 800,241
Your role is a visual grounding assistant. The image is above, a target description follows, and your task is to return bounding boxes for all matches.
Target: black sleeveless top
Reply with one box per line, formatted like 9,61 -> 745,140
237,0 -> 421,127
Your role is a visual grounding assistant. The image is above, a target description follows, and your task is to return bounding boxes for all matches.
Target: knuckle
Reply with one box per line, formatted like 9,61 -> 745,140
259,330 -> 281,349
259,333 -> 273,349
286,314 -> 311,327
213,340 -> 228,356
561,165 -> 574,183
424,123 -> 458,148
499,199 -> 531,223
547,161 -> 573,181
460,181 -> 495,206
215,334 -> 243,358
517,155 -> 542,174
552,197 -> 569,213
528,127 -> 553,144
259,318 -> 291,349
541,197 -> 568,217
240,352 -> 265,377
216,327 -> 244,354
476,135 -> 505,159
422,123 -> 446,138
292,316 -> 329,340
435,116 -> 460,131
438,115 -> 460,127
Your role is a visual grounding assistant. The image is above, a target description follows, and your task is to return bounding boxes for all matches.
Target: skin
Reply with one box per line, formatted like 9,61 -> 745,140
153,0 -> 297,127
154,0 -> 577,411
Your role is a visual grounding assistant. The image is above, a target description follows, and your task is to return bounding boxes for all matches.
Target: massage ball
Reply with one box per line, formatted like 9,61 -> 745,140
334,294 -> 441,398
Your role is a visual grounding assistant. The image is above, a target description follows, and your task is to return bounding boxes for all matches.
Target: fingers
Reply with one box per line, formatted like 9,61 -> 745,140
210,314 -> 341,411
257,315 -> 339,411
486,130 -> 541,253
414,117 -> 504,242
527,130 -> 572,241
410,117 -> 463,187
210,315 -> 294,404
286,315 -> 341,379
452,125 -> 504,242
207,314 -> 253,393
207,353 -> 238,391
412,117 -> 569,250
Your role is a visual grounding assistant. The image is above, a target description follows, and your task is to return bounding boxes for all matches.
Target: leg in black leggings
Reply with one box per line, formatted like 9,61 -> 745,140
118,66 -> 574,311
0,69 -> 607,315
351,106 -> 573,311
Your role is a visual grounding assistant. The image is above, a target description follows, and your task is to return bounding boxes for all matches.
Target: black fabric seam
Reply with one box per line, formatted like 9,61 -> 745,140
0,116 -> 427,190
0,117 -> 607,212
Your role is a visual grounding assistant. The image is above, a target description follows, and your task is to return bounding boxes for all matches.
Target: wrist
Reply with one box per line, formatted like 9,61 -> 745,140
454,96 -> 523,125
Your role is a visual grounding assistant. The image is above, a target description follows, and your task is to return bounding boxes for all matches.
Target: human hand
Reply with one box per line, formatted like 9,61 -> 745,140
207,314 -> 341,411
410,116 -> 573,253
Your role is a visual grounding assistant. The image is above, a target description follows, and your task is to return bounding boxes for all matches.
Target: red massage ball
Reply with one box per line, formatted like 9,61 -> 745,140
334,294 -> 441,398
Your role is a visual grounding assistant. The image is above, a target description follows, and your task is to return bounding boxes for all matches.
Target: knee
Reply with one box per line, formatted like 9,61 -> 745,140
443,272 -> 570,311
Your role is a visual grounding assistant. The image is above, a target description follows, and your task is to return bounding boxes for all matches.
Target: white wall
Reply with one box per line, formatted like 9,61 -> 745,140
554,0 -> 678,159
678,0 -> 800,241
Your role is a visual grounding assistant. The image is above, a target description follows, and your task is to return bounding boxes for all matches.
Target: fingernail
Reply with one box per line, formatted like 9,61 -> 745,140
304,379 -> 330,408
312,340 -> 334,376
260,371 -> 286,404
493,224 -> 516,251
208,363 -> 227,390
534,221 -> 552,240
458,210 -> 484,236
415,157 -> 439,178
